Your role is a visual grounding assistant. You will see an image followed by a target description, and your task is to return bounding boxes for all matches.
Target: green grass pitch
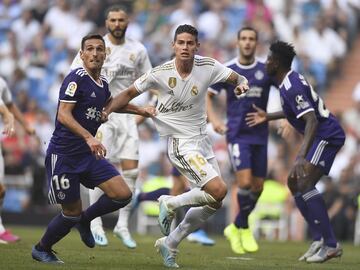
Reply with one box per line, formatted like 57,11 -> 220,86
1,226 -> 359,270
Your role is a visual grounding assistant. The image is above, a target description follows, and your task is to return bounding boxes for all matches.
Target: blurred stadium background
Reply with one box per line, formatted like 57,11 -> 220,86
0,0 -> 360,249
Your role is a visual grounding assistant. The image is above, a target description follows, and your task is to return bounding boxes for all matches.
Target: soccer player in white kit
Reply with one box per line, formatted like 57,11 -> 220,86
0,76 -> 35,243
103,24 -> 249,268
71,5 -> 152,248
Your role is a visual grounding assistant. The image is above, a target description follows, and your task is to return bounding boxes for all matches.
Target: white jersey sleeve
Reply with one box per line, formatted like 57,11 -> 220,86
0,77 -> 13,104
209,59 -> 232,86
134,70 -> 157,94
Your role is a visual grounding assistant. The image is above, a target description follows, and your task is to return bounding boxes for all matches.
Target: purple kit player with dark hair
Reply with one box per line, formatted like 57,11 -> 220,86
31,34 -> 154,264
246,40 -> 345,263
207,27 -> 276,254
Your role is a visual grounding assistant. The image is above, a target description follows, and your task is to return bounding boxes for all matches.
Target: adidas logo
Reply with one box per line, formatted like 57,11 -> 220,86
91,91 -> 96,98
167,90 -> 174,96
319,161 -> 325,167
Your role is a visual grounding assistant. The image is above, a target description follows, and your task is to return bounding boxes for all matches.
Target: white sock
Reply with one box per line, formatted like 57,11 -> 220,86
166,205 -> 217,249
166,188 -> 217,211
115,168 -> 138,231
89,187 -> 104,230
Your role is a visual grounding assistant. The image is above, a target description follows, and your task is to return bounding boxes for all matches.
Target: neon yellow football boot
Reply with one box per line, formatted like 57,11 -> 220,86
239,228 -> 259,252
224,224 -> 245,255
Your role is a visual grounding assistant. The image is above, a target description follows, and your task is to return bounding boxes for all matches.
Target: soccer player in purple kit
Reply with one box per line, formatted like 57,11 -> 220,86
246,40 -> 344,263
31,34 -> 154,264
207,27 -> 276,254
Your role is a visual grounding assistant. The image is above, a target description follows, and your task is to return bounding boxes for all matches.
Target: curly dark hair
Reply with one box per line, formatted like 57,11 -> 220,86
269,41 -> 296,69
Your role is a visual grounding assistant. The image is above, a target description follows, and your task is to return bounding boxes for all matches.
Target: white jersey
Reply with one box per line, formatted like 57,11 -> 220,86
0,77 -> 13,105
134,55 -> 232,138
71,34 -> 152,96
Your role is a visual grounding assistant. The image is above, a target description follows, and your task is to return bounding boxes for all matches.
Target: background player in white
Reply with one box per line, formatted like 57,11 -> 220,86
71,5 -> 152,248
0,76 -> 35,243
103,24 -> 249,268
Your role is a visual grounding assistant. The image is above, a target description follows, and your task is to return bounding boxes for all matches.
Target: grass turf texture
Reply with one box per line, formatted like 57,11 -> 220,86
1,226 -> 359,270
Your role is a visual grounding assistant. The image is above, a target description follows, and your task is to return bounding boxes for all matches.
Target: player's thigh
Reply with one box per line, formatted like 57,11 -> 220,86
83,158 -> 129,199
168,137 -> 219,188
45,154 -> 82,205
98,175 -> 131,200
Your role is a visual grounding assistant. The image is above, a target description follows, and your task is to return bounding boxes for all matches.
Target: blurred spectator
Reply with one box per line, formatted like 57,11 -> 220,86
11,5 -> 41,55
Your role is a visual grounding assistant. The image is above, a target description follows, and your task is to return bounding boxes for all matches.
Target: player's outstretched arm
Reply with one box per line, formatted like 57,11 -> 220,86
246,104 -> 286,127
226,71 -> 249,98
104,85 -> 140,115
6,102 -> 35,135
0,104 -> 15,137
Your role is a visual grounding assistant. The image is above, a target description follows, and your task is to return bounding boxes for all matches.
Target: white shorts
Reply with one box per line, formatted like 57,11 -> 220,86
96,113 -> 139,163
167,135 -> 221,188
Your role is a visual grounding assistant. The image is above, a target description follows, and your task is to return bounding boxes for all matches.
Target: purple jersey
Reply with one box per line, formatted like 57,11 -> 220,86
210,59 -> 276,144
279,71 -> 345,143
48,68 -> 111,155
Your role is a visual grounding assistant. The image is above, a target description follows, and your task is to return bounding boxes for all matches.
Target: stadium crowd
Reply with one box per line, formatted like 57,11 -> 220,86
0,0 -> 359,244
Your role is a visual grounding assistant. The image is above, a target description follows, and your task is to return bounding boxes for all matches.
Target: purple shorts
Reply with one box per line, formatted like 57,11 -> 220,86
306,138 -> 344,175
45,152 -> 120,204
228,142 -> 267,178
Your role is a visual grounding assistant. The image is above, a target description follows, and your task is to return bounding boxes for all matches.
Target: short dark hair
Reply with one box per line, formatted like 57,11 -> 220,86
269,41 -> 296,69
174,24 -> 198,42
104,4 -> 128,19
237,26 -> 258,40
81,34 -> 105,50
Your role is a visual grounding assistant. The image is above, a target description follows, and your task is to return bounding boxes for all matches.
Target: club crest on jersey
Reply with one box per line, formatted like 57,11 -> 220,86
65,82 -> 77,97
57,191 -> 65,200
191,86 -> 198,96
255,70 -> 264,80
129,53 -> 136,62
106,47 -> 111,55
168,77 -> 177,88
295,94 -> 310,110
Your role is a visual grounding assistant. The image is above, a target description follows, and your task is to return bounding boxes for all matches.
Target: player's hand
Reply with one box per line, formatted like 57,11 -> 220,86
291,157 -> 307,179
234,81 -> 249,98
3,113 -> 15,137
245,104 -> 267,127
140,106 -> 157,118
212,120 -> 227,135
101,110 -> 109,123
86,136 -> 106,159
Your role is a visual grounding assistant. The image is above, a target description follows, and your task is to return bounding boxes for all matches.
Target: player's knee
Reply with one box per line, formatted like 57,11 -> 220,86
0,184 -> 5,199
211,181 -> 227,202
110,187 -> 132,202
297,177 -> 313,193
252,181 -> 264,193
62,207 -> 82,217
287,175 -> 298,195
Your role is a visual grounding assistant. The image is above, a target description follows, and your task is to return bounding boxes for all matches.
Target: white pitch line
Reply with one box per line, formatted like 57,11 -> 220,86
226,257 -> 254,261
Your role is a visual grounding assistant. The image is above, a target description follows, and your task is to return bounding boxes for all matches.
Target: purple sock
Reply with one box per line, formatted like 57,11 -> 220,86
139,188 -> 170,202
39,212 -> 80,250
294,193 -> 322,241
234,190 -> 260,228
82,194 -> 132,223
302,188 -> 337,247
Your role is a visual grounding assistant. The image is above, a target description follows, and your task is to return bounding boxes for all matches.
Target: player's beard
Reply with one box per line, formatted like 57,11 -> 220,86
109,26 -> 127,41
